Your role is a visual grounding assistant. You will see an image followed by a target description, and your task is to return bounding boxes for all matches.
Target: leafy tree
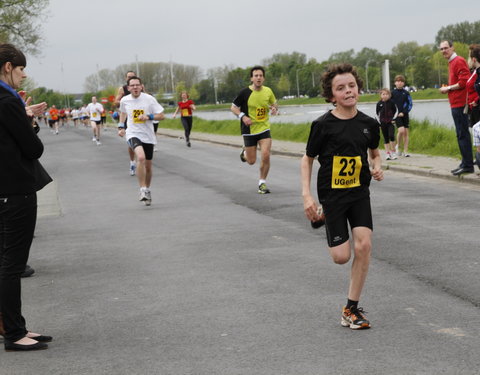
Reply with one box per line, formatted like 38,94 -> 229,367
0,0 -> 49,55
277,74 -> 291,97
435,21 -> 480,46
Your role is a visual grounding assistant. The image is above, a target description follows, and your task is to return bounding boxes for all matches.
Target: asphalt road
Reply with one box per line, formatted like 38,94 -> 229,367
1,124 -> 480,375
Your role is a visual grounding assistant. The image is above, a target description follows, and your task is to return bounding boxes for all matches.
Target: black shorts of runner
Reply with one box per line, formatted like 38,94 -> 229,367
127,137 -> 154,160
323,196 -> 373,248
243,130 -> 271,147
395,114 -> 409,128
91,120 -> 102,125
48,119 -> 58,126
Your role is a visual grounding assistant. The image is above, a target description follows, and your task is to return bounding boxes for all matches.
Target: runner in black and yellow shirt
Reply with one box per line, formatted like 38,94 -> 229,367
301,63 -> 383,330
231,66 -> 278,194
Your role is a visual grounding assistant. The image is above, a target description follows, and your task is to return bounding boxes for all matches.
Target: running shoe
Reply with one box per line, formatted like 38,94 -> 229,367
240,148 -> 247,162
258,183 -> 270,194
130,164 -> 136,176
96,140 -> 102,146
187,142 -> 191,147
341,306 -> 371,330
404,153 -> 410,157
92,137 -> 97,142
144,190 -> 152,206
391,152 -> 398,160
386,153 -> 391,160
139,189 -> 147,202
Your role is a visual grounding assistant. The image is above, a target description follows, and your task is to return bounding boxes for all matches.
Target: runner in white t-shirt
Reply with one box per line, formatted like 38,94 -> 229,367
118,76 -> 165,206
86,96 -> 104,145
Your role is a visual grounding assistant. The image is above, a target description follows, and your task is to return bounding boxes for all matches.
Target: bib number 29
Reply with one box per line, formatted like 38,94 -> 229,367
331,156 -> 362,189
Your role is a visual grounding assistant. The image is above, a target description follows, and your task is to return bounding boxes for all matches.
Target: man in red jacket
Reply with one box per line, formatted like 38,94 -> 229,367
439,40 -> 474,175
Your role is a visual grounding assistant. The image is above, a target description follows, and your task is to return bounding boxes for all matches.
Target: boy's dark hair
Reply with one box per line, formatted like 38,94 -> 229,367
127,76 -> 142,85
250,65 -> 265,77
394,75 -> 405,83
321,63 -> 363,103
0,43 -> 27,68
469,44 -> 480,61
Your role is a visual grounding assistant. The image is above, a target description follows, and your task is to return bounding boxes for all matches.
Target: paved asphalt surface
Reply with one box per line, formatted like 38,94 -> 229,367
1,124 -> 480,375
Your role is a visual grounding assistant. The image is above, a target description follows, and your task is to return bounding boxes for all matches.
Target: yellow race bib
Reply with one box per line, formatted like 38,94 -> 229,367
255,106 -> 267,121
133,109 -> 145,124
331,156 -> 362,189
181,108 -> 189,116
92,113 -> 97,118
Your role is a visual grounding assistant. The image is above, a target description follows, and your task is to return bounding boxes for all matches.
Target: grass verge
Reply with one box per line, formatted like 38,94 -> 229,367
159,116 -> 464,159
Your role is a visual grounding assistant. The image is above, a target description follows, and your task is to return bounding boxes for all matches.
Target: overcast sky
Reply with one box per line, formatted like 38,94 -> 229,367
25,0 -> 479,93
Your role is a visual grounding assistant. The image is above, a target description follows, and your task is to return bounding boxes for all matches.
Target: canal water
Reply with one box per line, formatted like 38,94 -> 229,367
195,100 -> 456,127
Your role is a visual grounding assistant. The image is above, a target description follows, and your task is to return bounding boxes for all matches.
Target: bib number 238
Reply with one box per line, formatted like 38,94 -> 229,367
331,156 -> 362,189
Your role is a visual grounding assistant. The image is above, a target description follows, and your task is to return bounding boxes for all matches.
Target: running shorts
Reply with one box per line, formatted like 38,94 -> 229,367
323,196 -> 373,248
243,130 -> 271,147
127,137 -> 154,160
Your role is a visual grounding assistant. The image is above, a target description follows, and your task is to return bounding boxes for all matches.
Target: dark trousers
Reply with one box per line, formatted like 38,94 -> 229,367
451,107 -> 473,169
181,116 -> 193,142
0,193 -> 37,342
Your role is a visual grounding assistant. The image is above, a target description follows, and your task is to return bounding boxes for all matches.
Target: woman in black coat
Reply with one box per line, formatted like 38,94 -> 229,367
0,43 -> 52,351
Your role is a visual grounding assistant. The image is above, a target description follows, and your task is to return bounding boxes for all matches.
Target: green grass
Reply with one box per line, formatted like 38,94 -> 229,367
159,116 -> 464,158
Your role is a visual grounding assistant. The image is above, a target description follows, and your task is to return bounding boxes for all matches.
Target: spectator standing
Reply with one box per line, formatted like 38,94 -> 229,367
439,40 -> 474,175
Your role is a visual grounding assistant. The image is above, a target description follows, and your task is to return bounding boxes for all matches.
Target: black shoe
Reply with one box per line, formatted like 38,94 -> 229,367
451,166 -> 462,173
27,335 -> 52,342
187,141 -> 191,147
4,340 -> 48,352
21,265 -> 35,278
452,167 -> 474,176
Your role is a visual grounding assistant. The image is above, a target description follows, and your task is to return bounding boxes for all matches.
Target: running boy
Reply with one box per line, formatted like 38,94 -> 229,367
375,88 -> 398,160
391,75 -> 413,157
301,63 -> 383,329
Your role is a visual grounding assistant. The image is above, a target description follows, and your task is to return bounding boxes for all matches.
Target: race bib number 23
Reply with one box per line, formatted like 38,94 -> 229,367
331,155 -> 362,189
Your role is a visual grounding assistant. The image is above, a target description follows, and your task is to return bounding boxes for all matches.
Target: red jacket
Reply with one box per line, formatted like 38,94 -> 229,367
448,55 -> 469,108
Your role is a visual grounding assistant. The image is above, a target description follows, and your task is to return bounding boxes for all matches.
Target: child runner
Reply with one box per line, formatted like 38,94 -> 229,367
375,88 -> 398,160
301,63 -> 383,330
391,75 -> 413,157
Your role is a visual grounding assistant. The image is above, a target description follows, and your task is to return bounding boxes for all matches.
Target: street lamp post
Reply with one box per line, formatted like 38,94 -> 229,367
365,60 -> 375,93
296,69 -> 301,98
404,56 -> 416,87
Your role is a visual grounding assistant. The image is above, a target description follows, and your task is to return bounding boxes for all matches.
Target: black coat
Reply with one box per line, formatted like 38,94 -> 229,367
0,86 -> 45,195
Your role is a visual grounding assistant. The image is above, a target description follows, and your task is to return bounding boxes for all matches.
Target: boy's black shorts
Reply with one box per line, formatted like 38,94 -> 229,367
323,196 -> 373,248
395,114 -> 409,128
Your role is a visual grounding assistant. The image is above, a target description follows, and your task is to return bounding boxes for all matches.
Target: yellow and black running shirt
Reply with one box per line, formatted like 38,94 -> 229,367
232,85 -> 276,135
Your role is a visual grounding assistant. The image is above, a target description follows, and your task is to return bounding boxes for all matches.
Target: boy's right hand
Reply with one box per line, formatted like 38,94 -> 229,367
303,194 -> 322,222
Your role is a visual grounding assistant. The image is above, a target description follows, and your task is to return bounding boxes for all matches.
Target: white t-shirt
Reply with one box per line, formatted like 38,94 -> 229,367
71,109 -> 79,119
86,102 -> 104,122
120,92 -> 164,144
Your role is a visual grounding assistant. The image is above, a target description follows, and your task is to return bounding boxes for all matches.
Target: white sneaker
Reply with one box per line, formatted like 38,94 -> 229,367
130,164 -> 136,176
404,152 -> 410,157
391,152 -> 398,160
139,189 -> 147,202
386,153 -> 391,160
144,190 -> 152,206
96,140 -> 102,146
92,137 -> 97,142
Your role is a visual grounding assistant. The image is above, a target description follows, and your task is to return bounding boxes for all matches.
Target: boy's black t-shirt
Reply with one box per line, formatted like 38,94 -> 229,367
306,110 -> 380,203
